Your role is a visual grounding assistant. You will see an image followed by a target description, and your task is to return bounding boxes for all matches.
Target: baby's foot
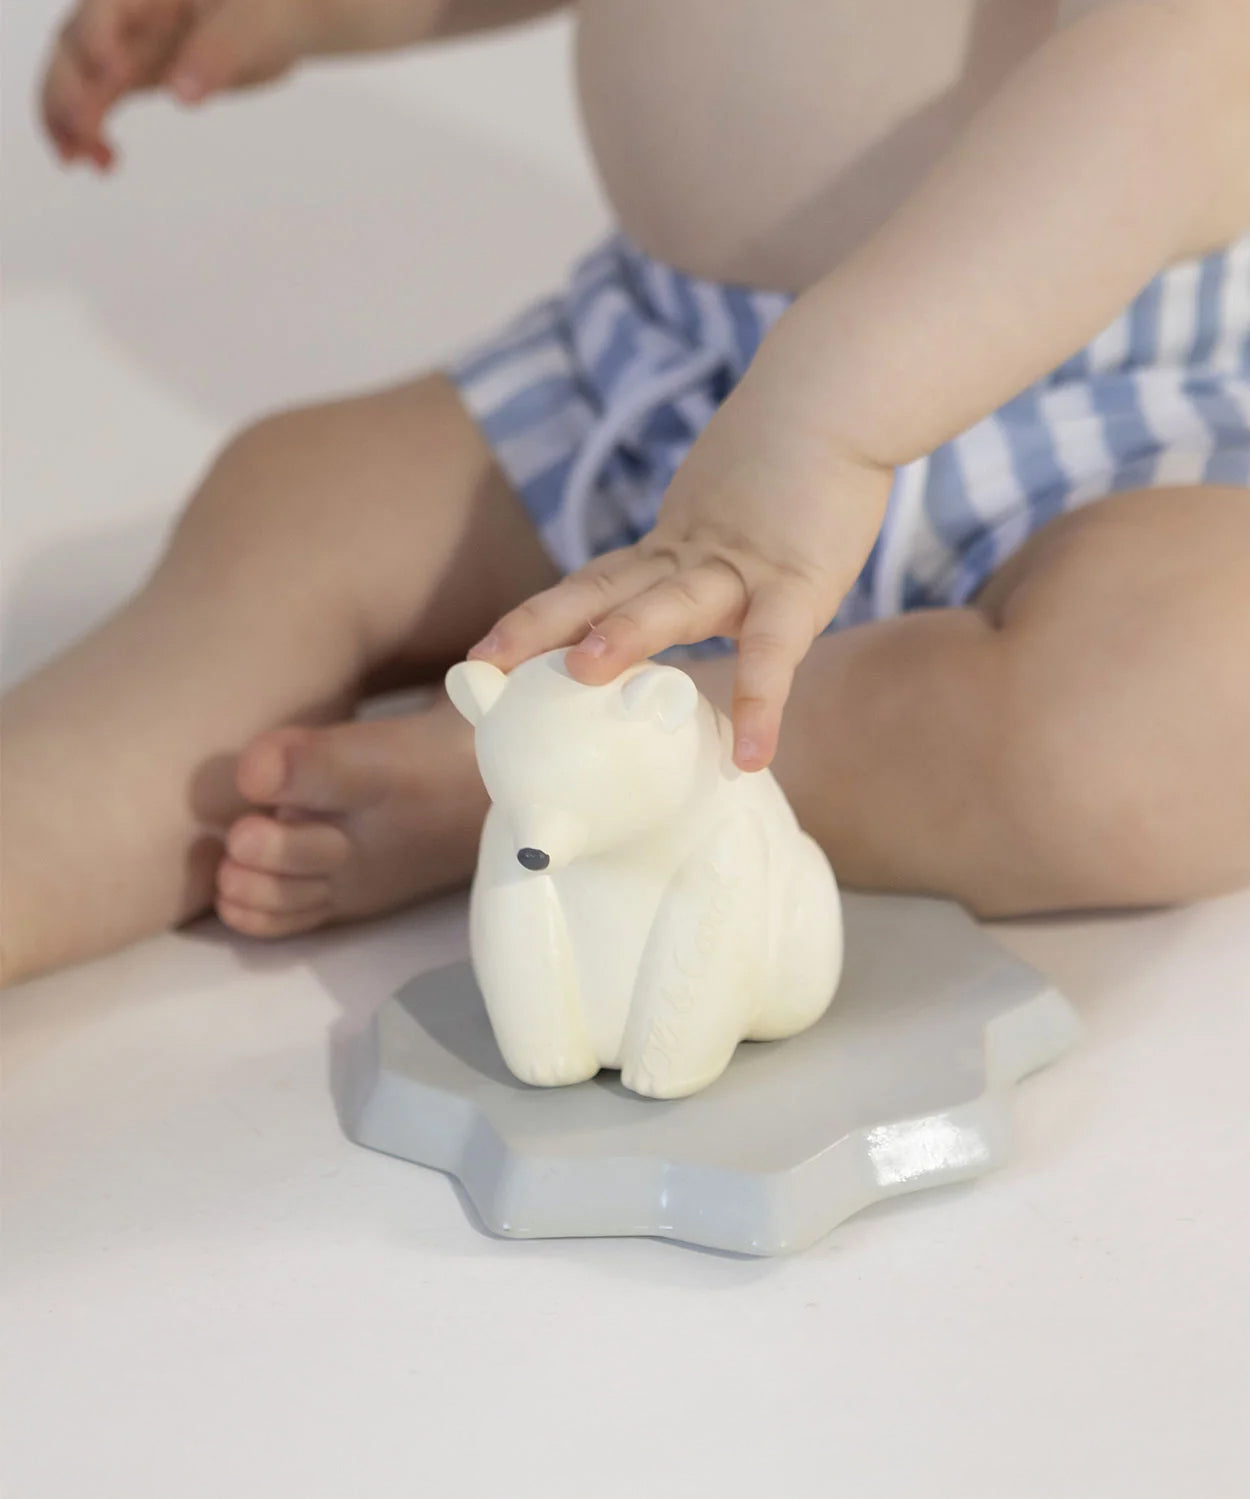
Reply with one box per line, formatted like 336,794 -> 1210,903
216,694 -> 487,939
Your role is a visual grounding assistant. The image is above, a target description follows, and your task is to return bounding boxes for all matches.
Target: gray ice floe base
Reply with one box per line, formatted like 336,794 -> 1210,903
333,893 -> 1080,1255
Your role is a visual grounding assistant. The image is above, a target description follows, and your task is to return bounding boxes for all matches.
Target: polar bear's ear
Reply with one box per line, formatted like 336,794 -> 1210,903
445,660 -> 508,725
620,664 -> 699,733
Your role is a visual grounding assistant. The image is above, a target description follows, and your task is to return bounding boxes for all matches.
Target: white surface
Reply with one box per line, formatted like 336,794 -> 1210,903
2,8 -> 1249,1497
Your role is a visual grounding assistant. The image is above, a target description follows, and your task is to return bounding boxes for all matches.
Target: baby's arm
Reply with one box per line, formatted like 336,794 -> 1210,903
43,0 -> 567,168
479,0 -> 1250,769
746,0 -> 1250,477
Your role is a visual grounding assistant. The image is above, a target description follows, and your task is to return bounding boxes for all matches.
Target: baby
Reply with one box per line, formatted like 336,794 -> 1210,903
5,0 -> 1250,984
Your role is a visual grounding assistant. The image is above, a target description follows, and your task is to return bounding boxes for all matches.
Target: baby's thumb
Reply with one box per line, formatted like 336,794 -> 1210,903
167,0 -> 302,103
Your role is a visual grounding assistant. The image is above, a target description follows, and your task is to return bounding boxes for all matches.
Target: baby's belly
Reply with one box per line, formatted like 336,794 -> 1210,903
576,0 -> 1250,293
576,0 -> 1060,293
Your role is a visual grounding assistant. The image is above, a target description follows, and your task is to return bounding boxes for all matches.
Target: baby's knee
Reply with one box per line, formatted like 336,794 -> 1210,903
986,620 -> 1250,913
175,409 -> 319,537
158,404 -> 373,600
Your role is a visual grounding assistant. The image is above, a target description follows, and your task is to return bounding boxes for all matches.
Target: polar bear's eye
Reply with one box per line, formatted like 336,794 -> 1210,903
517,847 -> 551,872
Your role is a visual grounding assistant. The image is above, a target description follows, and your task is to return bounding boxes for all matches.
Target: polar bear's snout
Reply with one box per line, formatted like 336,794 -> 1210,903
509,803 -> 587,873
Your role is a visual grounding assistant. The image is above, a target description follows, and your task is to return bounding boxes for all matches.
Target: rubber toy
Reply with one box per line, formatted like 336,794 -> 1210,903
446,650 -> 843,1098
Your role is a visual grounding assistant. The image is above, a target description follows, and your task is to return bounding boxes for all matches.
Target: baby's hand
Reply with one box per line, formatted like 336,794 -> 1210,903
472,367 -> 895,771
41,0 -> 321,167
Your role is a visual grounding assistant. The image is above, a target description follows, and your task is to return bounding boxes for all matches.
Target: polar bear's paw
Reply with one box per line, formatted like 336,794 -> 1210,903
509,1050 -> 601,1090
620,1053 -> 732,1101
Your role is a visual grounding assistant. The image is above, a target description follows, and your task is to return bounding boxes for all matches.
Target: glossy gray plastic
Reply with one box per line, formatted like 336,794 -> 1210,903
333,892 -> 1079,1255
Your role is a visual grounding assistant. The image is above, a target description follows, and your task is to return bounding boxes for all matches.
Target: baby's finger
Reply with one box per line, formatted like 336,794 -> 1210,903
41,61 -> 79,160
65,0 -> 130,88
564,561 -> 745,684
167,0 -> 303,102
470,550 -> 674,670
731,584 -> 820,771
40,43 -> 113,167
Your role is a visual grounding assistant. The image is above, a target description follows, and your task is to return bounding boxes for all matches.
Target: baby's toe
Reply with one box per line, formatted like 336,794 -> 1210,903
216,858 -> 331,922
235,726 -> 312,805
216,897 -> 333,939
226,812 -> 351,878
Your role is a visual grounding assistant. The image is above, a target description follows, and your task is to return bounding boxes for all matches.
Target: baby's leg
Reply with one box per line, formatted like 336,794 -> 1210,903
691,483 -> 1250,916
1,375 -> 556,984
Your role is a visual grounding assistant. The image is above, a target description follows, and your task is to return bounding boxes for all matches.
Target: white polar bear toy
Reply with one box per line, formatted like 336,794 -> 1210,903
445,649 -> 844,1099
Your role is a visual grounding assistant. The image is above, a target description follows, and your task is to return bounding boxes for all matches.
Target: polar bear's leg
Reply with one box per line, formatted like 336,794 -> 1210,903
470,817 -> 599,1088
619,819 -> 767,1099
748,834 -> 843,1041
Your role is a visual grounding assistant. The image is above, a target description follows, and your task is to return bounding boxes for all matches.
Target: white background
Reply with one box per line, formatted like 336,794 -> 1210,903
3,6 -> 1249,1497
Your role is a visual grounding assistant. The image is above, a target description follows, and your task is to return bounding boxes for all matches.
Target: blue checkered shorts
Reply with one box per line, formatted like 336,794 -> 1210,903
449,234 -> 1250,630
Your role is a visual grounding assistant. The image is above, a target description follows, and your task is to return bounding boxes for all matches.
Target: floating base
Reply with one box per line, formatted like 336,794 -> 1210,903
333,893 -> 1080,1255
